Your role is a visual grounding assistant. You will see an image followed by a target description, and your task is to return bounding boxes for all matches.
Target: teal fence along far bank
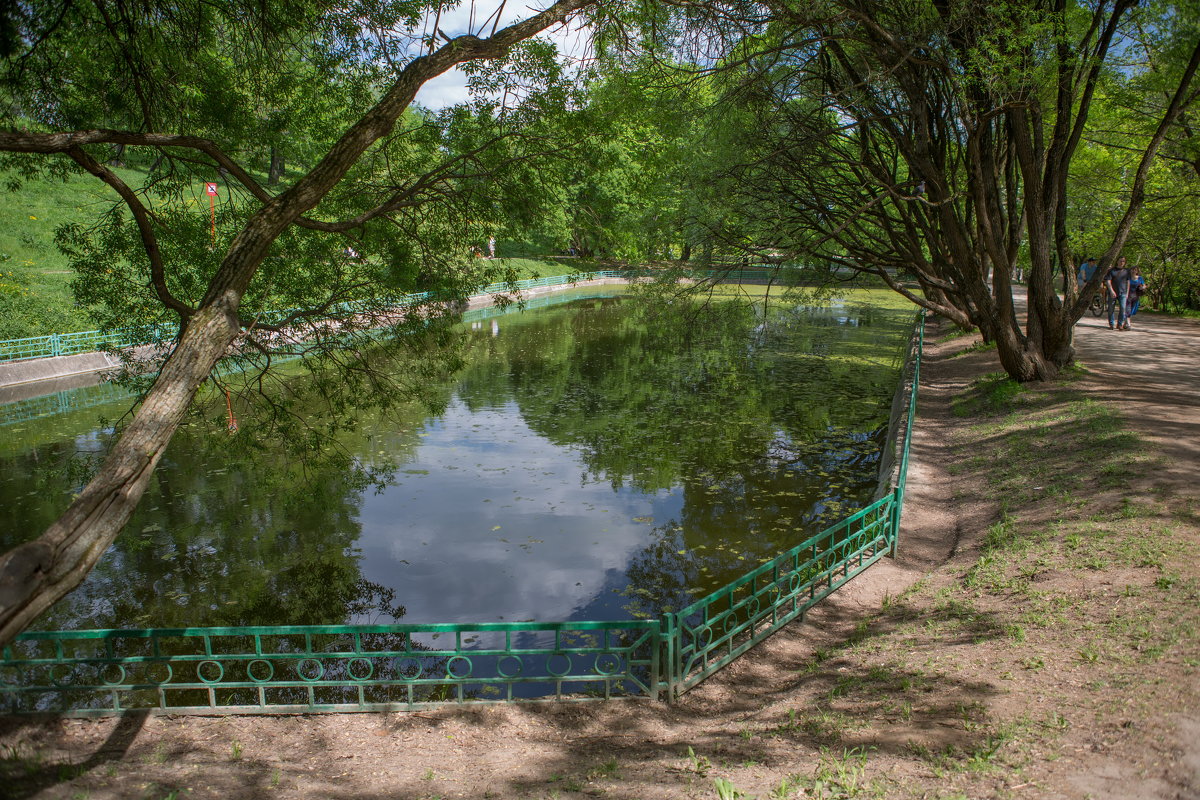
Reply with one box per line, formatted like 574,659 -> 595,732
0,307 -> 924,717
0,268 -> 791,364
0,271 -> 625,364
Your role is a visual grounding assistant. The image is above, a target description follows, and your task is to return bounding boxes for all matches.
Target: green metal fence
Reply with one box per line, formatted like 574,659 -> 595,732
1,622 -> 661,715
0,272 -> 626,364
0,311 -> 925,716
0,270 -> 780,364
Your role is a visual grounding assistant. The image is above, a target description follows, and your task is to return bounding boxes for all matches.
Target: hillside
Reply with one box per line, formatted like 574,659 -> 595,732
0,168 -> 588,341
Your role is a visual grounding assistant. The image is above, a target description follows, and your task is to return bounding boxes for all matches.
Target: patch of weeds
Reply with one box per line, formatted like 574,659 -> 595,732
422,768 -> 436,781
951,373 -> 1025,417
793,747 -> 883,798
939,326 -> 975,342
1004,623 -> 1026,642
1155,573 -> 1179,591
909,725 -> 1016,775
685,746 -> 713,777
586,758 -> 620,780
1056,362 -> 1089,382
948,339 -> 996,358
767,776 -> 800,799
963,728 -> 1015,772
1045,712 -> 1070,730
713,777 -> 749,799
229,740 -> 243,762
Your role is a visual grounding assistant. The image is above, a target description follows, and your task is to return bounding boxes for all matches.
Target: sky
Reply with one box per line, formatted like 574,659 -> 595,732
410,1 -> 593,110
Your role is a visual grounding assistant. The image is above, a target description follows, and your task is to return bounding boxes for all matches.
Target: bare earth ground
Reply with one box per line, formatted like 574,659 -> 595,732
2,309 -> 1199,800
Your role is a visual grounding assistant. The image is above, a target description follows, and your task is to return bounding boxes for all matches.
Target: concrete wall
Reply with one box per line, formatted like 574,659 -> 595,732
0,352 -> 122,391
0,278 -> 631,392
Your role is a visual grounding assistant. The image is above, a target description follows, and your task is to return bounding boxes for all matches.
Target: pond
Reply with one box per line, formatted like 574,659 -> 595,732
0,286 -> 916,632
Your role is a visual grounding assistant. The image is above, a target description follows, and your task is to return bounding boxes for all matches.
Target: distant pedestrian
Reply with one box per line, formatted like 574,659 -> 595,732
488,236 -> 496,259
1128,266 -> 1146,319
1106,256 -> 1132,330
1078,257 -> 1098,285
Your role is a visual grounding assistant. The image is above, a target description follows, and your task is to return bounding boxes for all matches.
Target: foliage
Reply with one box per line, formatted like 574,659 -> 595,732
604,0 -> 1200,381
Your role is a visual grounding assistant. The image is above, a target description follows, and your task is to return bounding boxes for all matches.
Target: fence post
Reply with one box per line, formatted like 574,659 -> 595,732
890,490 -> 901,557
50,333 -> 61,358
658,612 -> 677,702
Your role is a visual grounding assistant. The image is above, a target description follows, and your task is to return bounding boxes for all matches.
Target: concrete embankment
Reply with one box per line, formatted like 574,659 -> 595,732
0,352 -> 123,391
0,278 -> 630,393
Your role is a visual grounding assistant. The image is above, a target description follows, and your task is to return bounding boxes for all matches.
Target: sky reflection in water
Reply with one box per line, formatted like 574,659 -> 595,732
0,288 -> 915,629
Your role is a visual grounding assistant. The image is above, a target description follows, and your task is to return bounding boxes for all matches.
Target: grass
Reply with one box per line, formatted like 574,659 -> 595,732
739,349 -> 1199,799
0,166 -> 604,339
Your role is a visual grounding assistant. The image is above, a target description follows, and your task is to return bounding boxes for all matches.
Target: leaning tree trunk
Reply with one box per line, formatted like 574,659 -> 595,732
0,303 -> 239,644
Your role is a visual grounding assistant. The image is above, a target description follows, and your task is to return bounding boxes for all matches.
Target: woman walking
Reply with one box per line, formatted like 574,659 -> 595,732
1128,266 -> 1146,325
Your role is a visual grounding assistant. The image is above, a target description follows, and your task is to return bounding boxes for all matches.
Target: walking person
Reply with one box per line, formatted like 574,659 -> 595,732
1106,256 -> 1133,330
1128,266 -> 1147,322
1078,257 -> 1098,285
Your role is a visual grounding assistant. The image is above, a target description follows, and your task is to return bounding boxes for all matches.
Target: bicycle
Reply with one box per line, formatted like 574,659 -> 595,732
1089,292 -> 1104,317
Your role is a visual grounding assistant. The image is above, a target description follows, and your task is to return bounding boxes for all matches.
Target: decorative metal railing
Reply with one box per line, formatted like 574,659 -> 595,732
0,310 -> 924,716
1,621 -> 661,715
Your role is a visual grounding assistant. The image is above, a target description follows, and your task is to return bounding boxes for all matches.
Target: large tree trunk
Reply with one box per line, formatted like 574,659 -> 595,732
0,303 -> 238,643
268,146 -> 285,186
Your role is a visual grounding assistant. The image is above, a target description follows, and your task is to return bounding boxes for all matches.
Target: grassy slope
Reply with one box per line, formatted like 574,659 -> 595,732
0,168 -> 139,337
0,169 -> 596,338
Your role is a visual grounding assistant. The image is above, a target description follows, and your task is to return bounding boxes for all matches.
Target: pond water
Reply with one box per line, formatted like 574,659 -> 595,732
0,287 -> 916,631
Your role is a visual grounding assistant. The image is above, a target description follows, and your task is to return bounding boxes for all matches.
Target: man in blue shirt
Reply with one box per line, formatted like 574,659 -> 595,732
1078,257 -> 1098,284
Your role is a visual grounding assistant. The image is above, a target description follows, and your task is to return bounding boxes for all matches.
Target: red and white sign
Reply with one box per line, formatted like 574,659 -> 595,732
205,183 -> 218,196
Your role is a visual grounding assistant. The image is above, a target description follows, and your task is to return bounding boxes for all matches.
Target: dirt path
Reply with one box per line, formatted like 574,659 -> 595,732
1057,309 -> 1200,800
2,311 -> 1198,800
1071,309 -> 1200,496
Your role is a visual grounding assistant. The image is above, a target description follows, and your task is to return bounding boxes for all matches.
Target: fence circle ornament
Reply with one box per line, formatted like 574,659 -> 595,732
694,626 -> 713,649
593,654 -> 621,676
97,663 -> 126,686
50,663 -> 75,687
747,596 -> 762,618
396,657 -> 423,679
446,656 -> 472,679
295,658 -> 324,682
348,658 -> 374,681
722,612 -> 740,634
497,655 -> 523,678
247,659 -> 274,683
143,662 -> 173,685
788,571 -> 803,594
197,660 -> 224,684
546,654 -> 572,677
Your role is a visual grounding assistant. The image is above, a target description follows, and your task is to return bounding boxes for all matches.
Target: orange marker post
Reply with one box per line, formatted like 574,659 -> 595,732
205,182 -> 218,245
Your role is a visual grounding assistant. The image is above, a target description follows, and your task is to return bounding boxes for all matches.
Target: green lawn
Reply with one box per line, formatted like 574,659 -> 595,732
0,167 -> 141,338
0,167 -> 594,340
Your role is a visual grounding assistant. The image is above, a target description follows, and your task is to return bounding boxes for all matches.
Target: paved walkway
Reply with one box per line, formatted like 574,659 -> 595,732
1071,308 -> 1200,497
